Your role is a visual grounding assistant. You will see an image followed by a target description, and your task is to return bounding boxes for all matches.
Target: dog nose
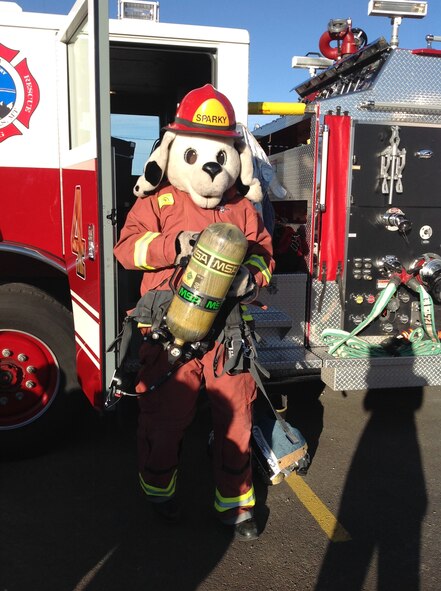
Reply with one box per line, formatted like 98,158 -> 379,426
202,162 -> 222,181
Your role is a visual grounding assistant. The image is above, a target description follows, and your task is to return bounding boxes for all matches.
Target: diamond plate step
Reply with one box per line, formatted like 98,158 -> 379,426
311,347 -> 441,390
249,305 -> 292,339
256,336 -> 322,371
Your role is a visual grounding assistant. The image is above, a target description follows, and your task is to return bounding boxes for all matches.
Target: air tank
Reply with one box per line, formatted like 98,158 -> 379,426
166,223 -> 248,351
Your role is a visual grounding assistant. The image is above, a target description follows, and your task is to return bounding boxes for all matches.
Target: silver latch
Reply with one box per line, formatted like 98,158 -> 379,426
414,149 -> 433,159
380,126 -> 406,205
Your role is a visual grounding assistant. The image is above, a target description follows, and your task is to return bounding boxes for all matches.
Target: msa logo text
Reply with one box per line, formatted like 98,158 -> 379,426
193,247 -> 239,276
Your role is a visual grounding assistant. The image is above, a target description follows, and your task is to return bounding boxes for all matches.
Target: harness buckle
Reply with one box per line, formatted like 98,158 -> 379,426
226,338 -> 235,359
243,344 -> 252,358
243,335 -> 256,359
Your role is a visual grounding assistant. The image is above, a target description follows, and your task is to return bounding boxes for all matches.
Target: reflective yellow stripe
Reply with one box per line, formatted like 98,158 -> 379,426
241,304 -> 253,322
139,470 -> 177,498
134,231 -> 160,270
214,486 -> 256,513
245,254 -> 272,284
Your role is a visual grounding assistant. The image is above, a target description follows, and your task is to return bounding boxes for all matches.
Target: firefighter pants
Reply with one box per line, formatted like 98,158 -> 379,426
136,338 -> 257,525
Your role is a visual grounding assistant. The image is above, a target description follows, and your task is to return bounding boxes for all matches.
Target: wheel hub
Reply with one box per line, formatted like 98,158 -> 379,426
0,330 -> 60,428
0,362 -> 23,388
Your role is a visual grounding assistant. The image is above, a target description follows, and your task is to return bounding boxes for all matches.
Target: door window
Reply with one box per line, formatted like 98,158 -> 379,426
67,18 -> 91,149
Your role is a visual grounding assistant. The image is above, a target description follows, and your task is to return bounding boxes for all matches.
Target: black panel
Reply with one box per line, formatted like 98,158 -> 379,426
344,122 -> 441,336
351,123 -> 441,208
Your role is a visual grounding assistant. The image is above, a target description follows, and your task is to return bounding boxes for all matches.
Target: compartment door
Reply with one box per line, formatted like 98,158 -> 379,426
57,0 -> 114,406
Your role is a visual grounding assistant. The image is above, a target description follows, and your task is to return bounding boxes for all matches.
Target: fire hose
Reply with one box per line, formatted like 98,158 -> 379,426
321,269 -> 441,359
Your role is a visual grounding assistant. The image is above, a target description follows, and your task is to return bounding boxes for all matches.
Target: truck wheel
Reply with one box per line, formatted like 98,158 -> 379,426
0,283 -> 83,456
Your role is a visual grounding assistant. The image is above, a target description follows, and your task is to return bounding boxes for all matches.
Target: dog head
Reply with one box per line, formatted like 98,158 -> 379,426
133,84 -> 262,209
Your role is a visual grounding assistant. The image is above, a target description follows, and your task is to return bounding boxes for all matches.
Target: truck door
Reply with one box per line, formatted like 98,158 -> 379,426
57,0 -> 115,406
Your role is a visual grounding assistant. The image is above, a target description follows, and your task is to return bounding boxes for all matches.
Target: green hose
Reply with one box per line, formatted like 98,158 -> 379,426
326,276 -> 400,356
322,277 -> 441,358
416,283 -> 439,343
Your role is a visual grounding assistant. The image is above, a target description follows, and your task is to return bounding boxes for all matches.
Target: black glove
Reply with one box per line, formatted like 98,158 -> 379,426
174,231 -> 199,265
227,265 -> 258,302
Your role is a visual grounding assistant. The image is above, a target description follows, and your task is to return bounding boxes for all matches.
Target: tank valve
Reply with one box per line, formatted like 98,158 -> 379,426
381,208 -> 412,236
167,343 -> 183,363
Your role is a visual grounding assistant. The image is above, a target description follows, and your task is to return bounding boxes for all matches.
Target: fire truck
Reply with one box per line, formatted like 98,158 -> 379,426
1,0 -> 441,454
250,0 -> 441,392
0,0 -> 250,453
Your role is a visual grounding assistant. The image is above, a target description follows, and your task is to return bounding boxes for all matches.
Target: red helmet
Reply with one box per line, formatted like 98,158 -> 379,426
165,84 -> 242,138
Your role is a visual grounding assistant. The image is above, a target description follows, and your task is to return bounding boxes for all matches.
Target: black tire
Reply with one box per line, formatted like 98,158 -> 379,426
0,283 -> 84,457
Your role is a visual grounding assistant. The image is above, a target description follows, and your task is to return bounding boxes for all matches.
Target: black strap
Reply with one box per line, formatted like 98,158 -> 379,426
317,261 -> 327,313
247,356 -> 300,446
213,309 -> 299,447
107,316 -> 133,362
213,298 -> 261,378
336,261 -> 344,310
108,290 -> 174,362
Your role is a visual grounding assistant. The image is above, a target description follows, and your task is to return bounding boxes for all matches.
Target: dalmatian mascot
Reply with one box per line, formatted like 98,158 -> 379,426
114,84 -> 274,541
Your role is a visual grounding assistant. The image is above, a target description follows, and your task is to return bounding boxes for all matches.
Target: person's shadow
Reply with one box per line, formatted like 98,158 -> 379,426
314,386 -> 427,590
0,391 -> 269,591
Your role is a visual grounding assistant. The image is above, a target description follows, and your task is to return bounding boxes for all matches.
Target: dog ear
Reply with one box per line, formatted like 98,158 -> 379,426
133,131 -> 176,198
235,138 -> 263,203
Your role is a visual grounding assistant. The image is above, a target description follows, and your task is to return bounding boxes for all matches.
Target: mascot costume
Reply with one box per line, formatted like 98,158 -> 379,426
114,84 -> 274,541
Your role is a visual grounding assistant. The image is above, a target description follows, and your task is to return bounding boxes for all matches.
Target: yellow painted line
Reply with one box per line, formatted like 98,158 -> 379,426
73,546 -> 118,590
285,473 -> 351,542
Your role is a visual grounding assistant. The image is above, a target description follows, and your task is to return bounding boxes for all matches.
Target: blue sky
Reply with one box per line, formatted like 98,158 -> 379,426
11,0 -> 441,133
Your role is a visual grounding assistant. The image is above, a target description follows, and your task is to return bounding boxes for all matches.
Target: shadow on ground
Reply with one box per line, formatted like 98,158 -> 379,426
314,387 -> 427,591
1,394 -> 270,591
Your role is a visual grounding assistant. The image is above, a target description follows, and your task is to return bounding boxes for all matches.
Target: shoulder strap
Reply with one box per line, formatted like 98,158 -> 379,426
211,303 -> 298,445
246,352 -> 300,446
107,290 -> 173,364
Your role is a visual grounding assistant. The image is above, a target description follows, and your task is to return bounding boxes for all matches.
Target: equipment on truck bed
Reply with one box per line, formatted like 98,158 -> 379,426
251,0 -> 441,391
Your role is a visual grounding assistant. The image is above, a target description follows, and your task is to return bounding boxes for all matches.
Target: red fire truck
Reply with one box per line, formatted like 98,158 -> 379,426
2,0 -> 441,455
0,0 -> 250,453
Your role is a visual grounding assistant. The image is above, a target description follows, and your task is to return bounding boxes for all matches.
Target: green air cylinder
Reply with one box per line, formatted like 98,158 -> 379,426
166,223 -> 248,347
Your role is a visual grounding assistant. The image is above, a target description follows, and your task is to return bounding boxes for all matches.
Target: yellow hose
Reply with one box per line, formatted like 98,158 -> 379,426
248,102 -> 307,116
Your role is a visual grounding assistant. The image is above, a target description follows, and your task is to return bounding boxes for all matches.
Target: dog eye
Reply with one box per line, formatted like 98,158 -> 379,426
216,151 -> 227,166
184,148 -> 197,165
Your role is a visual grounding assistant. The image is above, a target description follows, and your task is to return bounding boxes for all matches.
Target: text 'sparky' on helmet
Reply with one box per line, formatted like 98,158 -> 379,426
164,84 -> 242,138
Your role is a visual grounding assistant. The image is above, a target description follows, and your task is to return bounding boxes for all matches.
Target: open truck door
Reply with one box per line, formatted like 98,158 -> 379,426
57,0 -> 115,408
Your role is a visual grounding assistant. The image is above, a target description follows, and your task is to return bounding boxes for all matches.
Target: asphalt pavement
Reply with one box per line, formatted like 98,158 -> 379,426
1,382 -> 440,591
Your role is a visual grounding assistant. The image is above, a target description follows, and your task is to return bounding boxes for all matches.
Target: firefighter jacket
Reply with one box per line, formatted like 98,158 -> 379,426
114,184 -> 274,296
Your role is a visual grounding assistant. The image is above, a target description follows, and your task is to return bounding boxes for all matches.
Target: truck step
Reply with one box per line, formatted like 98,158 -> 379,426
249,305 -> 292,339
256,336 -> 322,371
